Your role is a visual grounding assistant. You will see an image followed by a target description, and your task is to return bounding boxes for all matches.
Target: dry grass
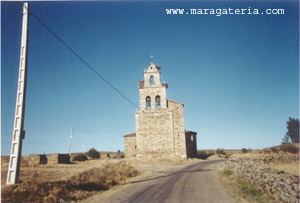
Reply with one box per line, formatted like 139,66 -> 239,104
1,156 -> 198,202
125,156 -> 199,172
216,165 -> 274,203
1,160 -> 139,202
230,144 -> 299,176
265,163 -> 299,176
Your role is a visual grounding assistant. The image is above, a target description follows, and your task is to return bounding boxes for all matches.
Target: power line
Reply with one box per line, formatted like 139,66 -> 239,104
74,129 -> 133,134
16,2 -> 138,108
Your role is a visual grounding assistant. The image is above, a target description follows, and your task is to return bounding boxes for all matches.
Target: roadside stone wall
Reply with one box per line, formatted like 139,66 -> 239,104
226,158 -> 299,203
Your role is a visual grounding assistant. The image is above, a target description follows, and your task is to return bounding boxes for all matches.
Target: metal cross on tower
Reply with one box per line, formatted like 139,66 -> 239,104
7,2 -> 29,185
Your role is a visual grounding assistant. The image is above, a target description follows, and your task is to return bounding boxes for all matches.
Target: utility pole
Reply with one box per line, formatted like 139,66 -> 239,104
7,2 -> 29,185
69,127 -> 73,156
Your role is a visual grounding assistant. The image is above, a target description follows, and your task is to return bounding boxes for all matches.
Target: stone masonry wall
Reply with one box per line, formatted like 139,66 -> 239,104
136,109 -> 174,158
124,135 -> 137,158
226,158 -> 299,203
139,86 -> 167,110
27,154 -> 70,165
168,101 -> 186,158
185,131 -> 197,158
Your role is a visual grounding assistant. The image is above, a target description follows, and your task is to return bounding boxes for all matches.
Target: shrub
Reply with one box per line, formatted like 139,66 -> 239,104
1,162 -> 139,202
263,149 -> 272,154
87,148 -> 100,159
270,147 -> 280,154
280,144 -> 299,154
107,153 -> 111,158
216,148 -> 226,155
222,168 -> 233,176
241,148 -> 249,153
72,154 -> 88,162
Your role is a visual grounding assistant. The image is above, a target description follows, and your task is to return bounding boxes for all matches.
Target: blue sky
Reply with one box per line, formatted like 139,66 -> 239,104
2,1 -> 299,155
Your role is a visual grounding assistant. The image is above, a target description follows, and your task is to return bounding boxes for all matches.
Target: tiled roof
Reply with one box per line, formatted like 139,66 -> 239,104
167,99 -> 184,105
138,80 -> 144,88
185,130 -> 197,135
124,133 -> 136,137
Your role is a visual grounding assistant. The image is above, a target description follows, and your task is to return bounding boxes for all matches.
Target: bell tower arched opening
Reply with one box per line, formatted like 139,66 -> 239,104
155,95 -> 161,108
146,96 -> 151,109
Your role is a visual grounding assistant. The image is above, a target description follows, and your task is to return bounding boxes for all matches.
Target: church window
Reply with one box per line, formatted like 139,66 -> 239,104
155,95 -> 161,108
146,96 -> 151,109
191,135 -> 194,142
150,76 -> 154,85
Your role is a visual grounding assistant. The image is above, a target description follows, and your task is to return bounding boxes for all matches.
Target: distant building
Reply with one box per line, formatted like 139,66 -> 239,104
124,62 -> 197,158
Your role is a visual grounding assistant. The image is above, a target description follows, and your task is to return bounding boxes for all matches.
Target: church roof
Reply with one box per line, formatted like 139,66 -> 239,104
138,80 -> 144,88
185,130 -> 197,135
124,133 -> 136,137
162,83 -> 168,88
167,99 -> 184,106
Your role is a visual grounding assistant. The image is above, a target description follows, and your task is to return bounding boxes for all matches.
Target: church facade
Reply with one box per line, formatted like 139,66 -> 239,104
124,63 -> 197,158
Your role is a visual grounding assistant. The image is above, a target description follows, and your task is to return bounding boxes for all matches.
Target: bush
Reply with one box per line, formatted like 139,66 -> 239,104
222,168 -> 233,177
1,162 -> 139,202
72,154 -> 88,162
263,149 -> 272,154
241,148 -> 249,153
87,148 -> 100,159
216,148 -> 226,155
280,144 -> 299,154
270,147 -> 280,154
197,150 -> 214,159
107,153 -> 111,158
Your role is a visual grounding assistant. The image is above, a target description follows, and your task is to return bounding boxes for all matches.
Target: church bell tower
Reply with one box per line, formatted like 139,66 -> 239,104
138,62 -> 168,110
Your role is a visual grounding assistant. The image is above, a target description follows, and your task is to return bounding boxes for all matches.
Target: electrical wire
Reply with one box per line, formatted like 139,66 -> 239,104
74,129 -> 133,134
16,2 -> 138,108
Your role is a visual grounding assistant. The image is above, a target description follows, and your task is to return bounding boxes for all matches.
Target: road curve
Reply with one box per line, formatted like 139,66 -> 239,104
99,160 -> 234,203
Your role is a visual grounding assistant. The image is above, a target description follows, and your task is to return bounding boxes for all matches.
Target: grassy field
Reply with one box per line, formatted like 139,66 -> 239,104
1,156 -> 139,202
231,144 -> 299,175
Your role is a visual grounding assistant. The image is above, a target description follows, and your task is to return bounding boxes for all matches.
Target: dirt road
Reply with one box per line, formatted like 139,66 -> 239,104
89,160 -> 234,203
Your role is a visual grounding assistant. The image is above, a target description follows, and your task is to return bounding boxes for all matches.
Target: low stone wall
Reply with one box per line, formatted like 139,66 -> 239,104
226,158 -> 299,203
28,154 -> 70,165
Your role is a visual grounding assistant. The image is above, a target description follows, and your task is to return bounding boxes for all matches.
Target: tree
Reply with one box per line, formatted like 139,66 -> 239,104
72,154 -> 88,162
86,148 -> 100,159
241,148 -> 249,153
285,118 -> 299,143
281,132 -> 291,144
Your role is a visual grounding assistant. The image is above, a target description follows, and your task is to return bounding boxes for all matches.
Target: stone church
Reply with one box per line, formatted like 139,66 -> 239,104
124,62 -> 197,158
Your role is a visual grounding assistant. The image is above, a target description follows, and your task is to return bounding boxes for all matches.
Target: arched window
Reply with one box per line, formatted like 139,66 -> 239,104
146,96 -> 151,109
150,76 -> 154,85
155,95 -> 161,108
